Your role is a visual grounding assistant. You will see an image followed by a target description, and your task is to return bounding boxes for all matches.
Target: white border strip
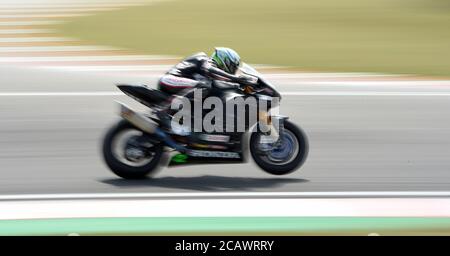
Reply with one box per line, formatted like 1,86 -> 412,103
264,73 -> 403,78
293,81 -> 450,86
0,92 -> 121,96
0,8 -> 118,14
39,65 -> 172,71
1,91 -> 450,97
1,198 -> 450,219
0,37 -> 73,43
0,20 -> 63,26
1,191 -> 450,201
0,45 -> 117,52
0,55 -> 177,62
282,91 -> 450,96
0,14 -> 86,18
0,29 -> 55,34
0,1 -> 164,9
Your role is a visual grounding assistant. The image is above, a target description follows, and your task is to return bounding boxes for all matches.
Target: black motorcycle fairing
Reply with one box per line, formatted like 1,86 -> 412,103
256,77 -> 281,99
212,80 -> 241,90
117,84 -> 170,107
116,70 -> 280,144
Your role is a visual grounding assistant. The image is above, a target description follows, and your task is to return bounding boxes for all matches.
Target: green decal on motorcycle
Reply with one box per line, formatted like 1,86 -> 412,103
171,153 -> 188,163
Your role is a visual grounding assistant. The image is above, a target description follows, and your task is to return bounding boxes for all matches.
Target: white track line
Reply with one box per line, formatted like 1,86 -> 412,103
282,91 -> 450,96
1,91 -> 450,97
0,29 -> 55,34
0,14 -> 87,18
1,191 -> 450,201
264,73 -> 403,78
2,198 -> 450,219
293,81 -> 450,86
0,20 -> 63,26
0,45 -> 116,52
0,8 -> 119,13
0,92 -> 121,96
34,67 -> 447,86
0,55 -> 177,62
0,37 -> 74,43
41,65 -> 172,71
0,3 -> 158,9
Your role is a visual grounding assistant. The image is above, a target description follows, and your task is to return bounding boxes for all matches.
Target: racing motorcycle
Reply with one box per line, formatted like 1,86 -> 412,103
102,63 -> 308,179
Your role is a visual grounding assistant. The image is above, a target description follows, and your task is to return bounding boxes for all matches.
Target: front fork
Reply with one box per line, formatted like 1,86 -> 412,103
273,116 -> 286,147
257,112 -> 288,151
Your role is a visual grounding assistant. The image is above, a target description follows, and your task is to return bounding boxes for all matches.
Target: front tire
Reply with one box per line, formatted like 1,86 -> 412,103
250,120 -> 308,175
102,120 -> 163,179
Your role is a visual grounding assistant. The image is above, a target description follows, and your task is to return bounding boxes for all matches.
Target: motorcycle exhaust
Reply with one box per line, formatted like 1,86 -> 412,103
118,101 -> 187,153
118,101 -> 158,134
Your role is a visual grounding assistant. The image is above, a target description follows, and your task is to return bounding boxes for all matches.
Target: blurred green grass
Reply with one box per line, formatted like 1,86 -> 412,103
59,0 -> 450,76
3,217 -> 450,235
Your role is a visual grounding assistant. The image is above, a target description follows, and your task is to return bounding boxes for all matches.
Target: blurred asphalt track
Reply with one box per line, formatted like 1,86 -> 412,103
0,0 -> 450,196
1,64 -> 450,195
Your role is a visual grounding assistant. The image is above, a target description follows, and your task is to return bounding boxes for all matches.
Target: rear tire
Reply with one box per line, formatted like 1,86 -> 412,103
102,120 -> 163,179
250,120 -> 308,175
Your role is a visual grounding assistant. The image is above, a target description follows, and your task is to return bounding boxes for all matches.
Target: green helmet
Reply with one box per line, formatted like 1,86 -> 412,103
211,47 -> 241,74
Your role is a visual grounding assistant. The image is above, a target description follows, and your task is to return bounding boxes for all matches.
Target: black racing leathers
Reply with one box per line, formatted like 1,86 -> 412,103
158,52 -> 243,94
156,52 -> 246,133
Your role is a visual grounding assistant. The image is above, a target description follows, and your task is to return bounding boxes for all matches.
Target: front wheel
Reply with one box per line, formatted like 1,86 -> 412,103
250,120 -> 308,175
102,120 -> 163,179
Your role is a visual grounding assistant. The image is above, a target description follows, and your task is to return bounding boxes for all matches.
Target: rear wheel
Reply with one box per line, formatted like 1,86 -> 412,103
102,120 -> 163,179
250,120 -> 308,175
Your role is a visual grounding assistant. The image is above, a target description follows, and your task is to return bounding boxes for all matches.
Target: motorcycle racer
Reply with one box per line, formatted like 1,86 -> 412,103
156,47 -> 252,134
157,47 -> 245,94
102,48 -> 309,178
